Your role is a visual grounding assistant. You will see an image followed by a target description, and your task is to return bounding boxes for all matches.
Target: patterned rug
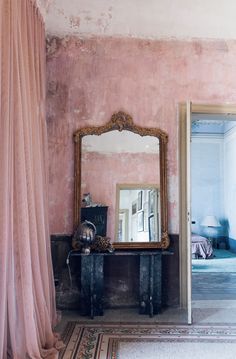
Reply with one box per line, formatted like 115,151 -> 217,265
59,322 -> 236,359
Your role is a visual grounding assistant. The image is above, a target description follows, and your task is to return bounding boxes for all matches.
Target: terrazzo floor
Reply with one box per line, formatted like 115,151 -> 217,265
55,307 -> 187,334
56,249 -> 236,336
56,300 -> 236,335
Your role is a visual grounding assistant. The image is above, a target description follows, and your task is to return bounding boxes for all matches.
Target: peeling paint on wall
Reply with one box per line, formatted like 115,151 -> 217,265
36,0 -> 54,19
69,16 -> 81,31
46,1 -> 113,37
45,1 -> 236,40
81,152 -> 159,239
46,36 -> 236,235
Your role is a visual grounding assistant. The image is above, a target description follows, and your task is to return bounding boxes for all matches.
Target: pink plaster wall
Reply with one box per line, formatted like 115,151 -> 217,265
46,36 -> 236,234
81,152 -> 159,239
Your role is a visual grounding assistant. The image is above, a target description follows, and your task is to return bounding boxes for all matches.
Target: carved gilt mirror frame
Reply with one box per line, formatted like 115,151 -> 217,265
73,111 -> 170,249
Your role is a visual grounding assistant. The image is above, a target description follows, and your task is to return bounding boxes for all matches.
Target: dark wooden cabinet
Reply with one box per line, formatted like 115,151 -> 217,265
81,206 -> 108,236
71,250 -> 162,319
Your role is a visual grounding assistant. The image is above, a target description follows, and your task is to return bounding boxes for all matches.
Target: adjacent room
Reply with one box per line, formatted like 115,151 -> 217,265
191,115 -> 236,301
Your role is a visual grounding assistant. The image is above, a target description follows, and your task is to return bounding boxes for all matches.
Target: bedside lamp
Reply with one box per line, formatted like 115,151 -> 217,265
201,215 -> 221,247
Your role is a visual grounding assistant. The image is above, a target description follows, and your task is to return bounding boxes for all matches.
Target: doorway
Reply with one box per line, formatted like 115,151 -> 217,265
191,113 -> 236,306
179,103 -> 236,324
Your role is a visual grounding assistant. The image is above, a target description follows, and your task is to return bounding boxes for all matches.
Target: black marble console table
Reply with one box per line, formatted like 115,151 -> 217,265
70,250 -> 163,319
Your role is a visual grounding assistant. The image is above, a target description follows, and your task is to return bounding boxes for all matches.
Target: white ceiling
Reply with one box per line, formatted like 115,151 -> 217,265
42,0 -> 236,40
82,131 -> 159,154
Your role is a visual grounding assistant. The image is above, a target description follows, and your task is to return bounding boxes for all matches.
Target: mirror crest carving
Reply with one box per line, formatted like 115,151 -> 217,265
74,111 -> 169,249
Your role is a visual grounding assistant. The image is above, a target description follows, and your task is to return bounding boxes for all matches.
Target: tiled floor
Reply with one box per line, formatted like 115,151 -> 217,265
192,272 -> 236,300
192,300 -> 236,324
56,300 -> 236,335
192,249 -> 236,300
55,307 -> 187,334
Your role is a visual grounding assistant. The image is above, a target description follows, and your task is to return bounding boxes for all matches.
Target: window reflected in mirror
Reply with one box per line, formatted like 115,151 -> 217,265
117,186 -> 160,243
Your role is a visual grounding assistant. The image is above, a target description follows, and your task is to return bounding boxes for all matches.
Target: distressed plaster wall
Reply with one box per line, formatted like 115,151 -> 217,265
80,125 -> 160,239
82,152 -> 159,239
37,0 -> 53,19
46,36 -> 236,235
45,1 -> 236,40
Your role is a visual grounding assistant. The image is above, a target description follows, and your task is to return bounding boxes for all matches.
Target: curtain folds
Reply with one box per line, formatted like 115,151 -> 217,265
0,0 -> 63,357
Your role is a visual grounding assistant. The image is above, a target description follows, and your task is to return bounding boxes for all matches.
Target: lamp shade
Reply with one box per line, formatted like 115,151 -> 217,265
200,215 -> 221,227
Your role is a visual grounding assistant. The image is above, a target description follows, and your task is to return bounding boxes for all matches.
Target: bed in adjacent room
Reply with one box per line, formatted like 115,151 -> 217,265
192,234 -> 213,259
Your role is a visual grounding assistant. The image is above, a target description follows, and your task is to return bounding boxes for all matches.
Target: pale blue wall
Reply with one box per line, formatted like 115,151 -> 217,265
191,137 -> 224,237
224,131 -> 236,250
191,130 -> 236,249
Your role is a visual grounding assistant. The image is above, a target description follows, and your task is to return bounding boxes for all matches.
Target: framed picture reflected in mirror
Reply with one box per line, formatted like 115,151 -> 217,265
148,214 -> 155,241
148,189 -> 155,215
138,211 -> 144,232
132,200 -> 137,215
138,191 -> 143,211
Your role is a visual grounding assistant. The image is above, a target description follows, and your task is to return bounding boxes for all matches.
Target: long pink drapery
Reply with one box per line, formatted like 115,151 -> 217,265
0,0 -> 62,357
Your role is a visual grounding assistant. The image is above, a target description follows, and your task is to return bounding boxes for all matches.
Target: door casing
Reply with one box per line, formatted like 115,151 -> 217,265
179,103 -> 236,311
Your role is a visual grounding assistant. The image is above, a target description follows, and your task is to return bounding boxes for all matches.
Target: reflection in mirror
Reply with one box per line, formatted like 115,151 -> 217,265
74,111 -> 170,249
81,131 -> 160,243
117,186 -> 161,243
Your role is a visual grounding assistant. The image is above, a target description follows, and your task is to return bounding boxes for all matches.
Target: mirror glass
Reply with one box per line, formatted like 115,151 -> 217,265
118,186 -> 160,242
81,130 -> 160,243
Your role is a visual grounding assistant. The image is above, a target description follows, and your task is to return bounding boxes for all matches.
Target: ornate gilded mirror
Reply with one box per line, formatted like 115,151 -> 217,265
74,111 -> 169,249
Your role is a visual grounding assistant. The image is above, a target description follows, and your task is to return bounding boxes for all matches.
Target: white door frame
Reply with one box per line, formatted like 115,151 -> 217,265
179,103 -> 236,316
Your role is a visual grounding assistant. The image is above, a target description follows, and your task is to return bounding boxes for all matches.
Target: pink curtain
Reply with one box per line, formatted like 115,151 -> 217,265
0,0 -> 63,357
